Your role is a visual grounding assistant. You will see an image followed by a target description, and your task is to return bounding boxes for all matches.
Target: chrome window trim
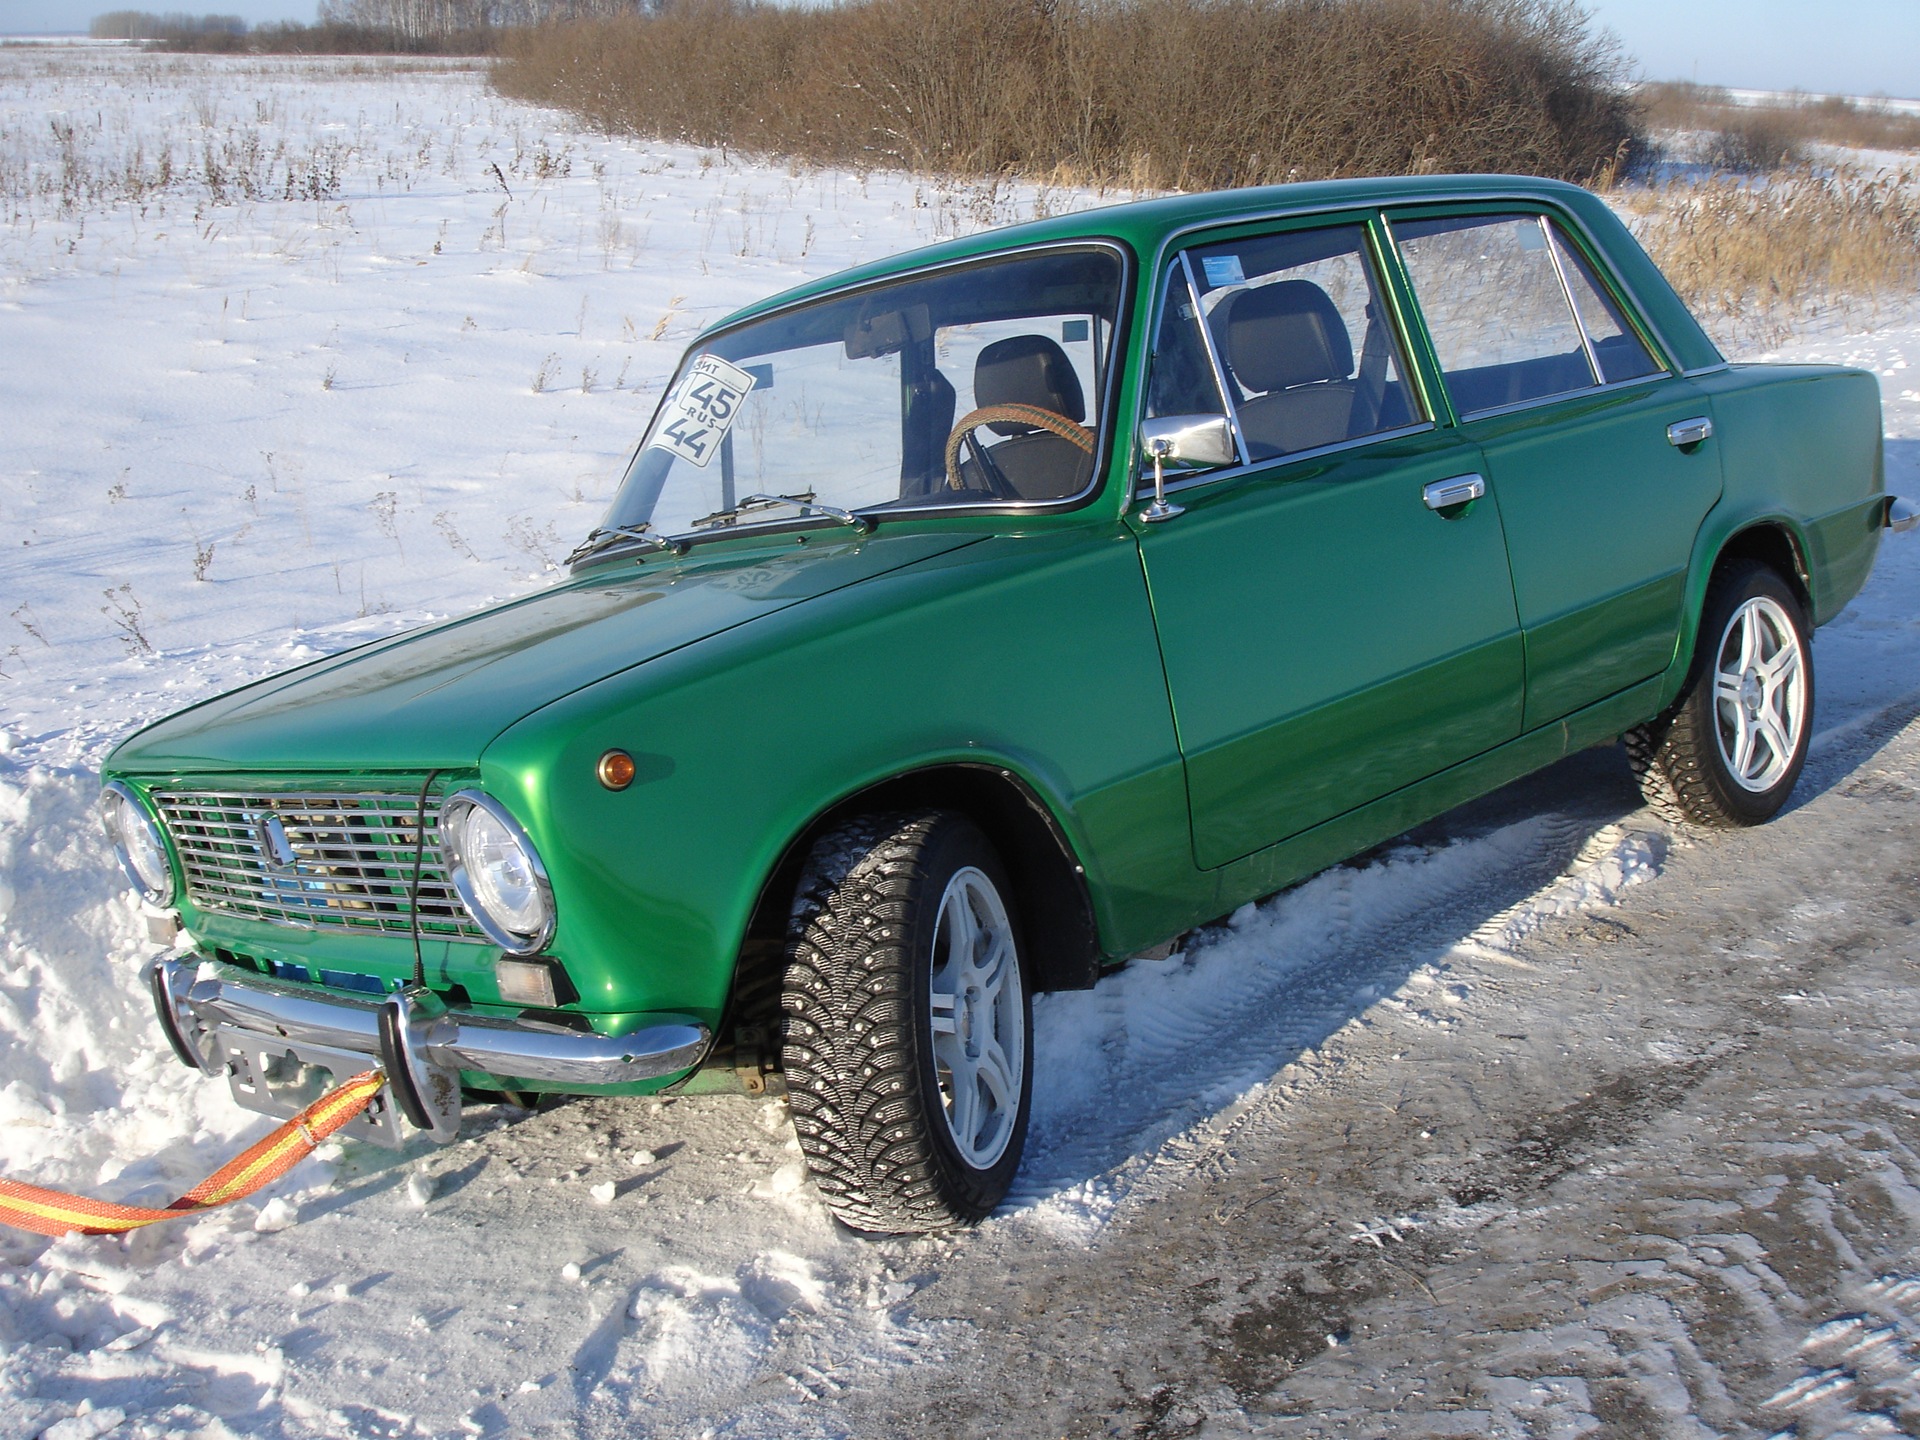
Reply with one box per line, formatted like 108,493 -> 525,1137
1540,216 -> 1605,388
1177,250 -> 1250,466
1132,421 -> 1437,500
1144,189 -> 1696,376
1379,208 -> 1690,423
1138,213 -> 1430,502
579,238 -> 1136,568
1444,369 -> 1674,425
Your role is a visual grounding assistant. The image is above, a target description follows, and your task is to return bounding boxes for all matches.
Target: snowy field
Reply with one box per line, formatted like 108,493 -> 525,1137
2,45 -> 1919,1440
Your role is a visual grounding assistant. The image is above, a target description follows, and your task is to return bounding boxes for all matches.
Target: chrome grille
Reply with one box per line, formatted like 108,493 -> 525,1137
153,788 -> 488,942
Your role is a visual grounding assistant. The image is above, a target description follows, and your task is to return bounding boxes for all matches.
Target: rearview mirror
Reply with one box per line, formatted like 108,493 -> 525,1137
1139,413 -> 1235,470
1137,414 -> 1236,523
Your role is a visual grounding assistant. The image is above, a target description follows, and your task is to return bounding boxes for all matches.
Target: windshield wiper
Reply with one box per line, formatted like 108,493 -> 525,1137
690,492 -> 874,535
566,523 -> 687,567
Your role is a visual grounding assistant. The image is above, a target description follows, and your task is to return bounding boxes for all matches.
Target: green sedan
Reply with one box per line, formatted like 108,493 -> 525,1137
100,174 -> 1907,1233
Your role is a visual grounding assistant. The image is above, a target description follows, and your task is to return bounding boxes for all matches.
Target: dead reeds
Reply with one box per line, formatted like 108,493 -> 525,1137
1616,165 -> 1920,345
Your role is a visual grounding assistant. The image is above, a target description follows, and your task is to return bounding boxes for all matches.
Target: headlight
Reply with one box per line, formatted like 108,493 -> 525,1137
441,790 -> 555,954
101,780 -> 176,905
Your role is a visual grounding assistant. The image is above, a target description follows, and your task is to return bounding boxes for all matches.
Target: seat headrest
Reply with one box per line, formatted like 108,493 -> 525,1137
1223,280 -> 1354,393
974,335 -> 1086,434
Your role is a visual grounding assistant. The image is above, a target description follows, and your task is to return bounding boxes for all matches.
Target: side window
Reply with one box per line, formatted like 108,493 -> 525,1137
1394,213 -> 1599,417
1184,224 -> 1419,462
1548,225 -> 1664,384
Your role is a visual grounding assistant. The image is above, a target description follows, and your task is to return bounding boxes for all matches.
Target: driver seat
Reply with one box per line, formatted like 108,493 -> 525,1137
965,335 -> 1096,501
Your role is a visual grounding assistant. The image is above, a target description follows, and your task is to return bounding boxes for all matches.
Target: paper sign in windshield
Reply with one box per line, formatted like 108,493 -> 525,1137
649,355 -> 757,468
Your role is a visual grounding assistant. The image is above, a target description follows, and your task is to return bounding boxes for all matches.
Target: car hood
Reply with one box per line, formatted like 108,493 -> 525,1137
111,531 -> 981,774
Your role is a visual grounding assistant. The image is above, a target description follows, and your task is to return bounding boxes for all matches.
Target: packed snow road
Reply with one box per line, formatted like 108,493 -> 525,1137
3,46 -> 1919,1440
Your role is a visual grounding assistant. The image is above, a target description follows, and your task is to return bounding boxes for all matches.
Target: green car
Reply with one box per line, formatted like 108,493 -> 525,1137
101,175 -> 1908,1234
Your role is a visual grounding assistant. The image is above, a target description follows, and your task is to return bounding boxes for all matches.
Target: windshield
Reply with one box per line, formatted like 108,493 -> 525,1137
597,246 -> 1125,545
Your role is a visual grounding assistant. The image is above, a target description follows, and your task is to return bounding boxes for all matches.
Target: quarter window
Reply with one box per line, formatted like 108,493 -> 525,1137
1146,260 -> 1233,428
1395,213 -> 1600,417
1177,225 -> 1420,462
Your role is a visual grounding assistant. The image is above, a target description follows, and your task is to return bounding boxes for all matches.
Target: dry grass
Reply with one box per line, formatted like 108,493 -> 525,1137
1639,81 -> 1920,172
494,0 -> 1642,190
1,114 -> 351,219
1615,165 -> 1920,345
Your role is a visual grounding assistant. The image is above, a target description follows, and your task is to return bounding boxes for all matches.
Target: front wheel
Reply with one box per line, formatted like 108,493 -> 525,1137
1625,560 -> 1813,827
781,811 -> 1032,1233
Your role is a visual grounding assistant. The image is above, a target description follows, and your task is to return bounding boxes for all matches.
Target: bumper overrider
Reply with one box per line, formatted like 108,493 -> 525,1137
147,955 -> 710,1148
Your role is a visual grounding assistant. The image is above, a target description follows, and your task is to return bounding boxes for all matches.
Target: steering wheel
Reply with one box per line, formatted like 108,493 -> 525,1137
943,404 -> 1096,498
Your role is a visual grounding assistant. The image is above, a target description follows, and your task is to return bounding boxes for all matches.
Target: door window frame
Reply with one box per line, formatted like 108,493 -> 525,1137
1379,201 -> 1676,427
1133,209 -> 1440,502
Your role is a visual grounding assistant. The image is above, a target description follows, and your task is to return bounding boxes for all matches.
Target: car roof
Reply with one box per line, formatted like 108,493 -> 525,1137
709,173 -> 1594,333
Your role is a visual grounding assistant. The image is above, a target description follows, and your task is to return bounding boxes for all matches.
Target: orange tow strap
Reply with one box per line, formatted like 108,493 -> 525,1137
0,1069 -> 386,1238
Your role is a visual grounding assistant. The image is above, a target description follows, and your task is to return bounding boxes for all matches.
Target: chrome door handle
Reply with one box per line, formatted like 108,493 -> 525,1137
1666,415 -> 1713,447
1423,474 -> 1486,511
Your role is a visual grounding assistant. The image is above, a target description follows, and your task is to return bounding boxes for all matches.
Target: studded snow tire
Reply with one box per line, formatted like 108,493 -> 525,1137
780,811 -> 1032,1234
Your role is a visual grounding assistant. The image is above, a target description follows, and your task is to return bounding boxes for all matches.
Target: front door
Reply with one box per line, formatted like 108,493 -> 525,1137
1132,218 -> 1525,870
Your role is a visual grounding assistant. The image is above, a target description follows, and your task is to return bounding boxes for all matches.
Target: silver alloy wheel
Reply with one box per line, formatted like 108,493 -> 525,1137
927,865 -> 1025,1169
1712,594 -> 1807,793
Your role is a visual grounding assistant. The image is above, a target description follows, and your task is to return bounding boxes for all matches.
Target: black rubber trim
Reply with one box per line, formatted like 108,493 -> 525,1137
377,998 -> 436,1132
148,963 -> 204,1070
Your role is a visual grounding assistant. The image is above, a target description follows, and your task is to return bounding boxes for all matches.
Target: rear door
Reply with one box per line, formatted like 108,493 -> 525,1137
1387,208 -> 1724,730
1132,216 -> 1525,870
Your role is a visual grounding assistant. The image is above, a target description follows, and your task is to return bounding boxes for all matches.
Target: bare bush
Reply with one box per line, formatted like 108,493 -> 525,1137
495,0 -> 1642,188
1639,81 -> 1920,172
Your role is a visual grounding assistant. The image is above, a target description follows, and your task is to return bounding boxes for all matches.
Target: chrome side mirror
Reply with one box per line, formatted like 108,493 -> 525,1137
1138,413 -> 1235,523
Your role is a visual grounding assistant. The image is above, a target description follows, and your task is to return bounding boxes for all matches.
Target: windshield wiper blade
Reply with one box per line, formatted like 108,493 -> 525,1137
566,524 -> 687,567
689,492 -> 874,534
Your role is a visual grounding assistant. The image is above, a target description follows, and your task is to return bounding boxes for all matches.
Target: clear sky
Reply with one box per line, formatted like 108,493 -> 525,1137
0,0 -> 1915,100
1585,0 -> 1920,98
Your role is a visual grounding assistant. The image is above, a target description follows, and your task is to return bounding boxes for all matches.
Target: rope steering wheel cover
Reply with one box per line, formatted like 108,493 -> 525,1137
943,404 -> 1096,492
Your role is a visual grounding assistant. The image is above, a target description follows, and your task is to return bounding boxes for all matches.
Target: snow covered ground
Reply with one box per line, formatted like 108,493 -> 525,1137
1,45 -> 1918,1440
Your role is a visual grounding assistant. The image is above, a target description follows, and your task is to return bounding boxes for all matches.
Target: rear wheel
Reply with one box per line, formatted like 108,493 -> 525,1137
781,811 -> 1032,1233
1625,560 -> 1813,827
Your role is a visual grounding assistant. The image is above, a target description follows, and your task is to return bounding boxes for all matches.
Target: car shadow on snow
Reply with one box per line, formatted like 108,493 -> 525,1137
1006,743 -> 1661,1216
1009,643 -> 1920,1221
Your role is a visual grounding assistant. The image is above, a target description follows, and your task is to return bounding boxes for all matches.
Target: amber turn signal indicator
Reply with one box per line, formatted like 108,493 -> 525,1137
597,749 -> 636,790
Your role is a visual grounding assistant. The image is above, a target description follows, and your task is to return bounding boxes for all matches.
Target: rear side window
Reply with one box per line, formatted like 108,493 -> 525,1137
1394,213 -> 1599,417
1181,224 -> 1419,462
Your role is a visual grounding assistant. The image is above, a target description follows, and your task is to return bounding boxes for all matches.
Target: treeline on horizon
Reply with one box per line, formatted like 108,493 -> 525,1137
88,0 -> 655,53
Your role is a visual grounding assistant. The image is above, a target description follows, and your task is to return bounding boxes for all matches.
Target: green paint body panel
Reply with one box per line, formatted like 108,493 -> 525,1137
1132,427 -> 1523,868
1460,376 -> 1726,731
116,532 -> 976,772
102,176 -> 1886,1098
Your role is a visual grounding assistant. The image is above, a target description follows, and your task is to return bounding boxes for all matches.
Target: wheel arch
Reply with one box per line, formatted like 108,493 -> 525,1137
1714,520 -> 1812,611
1669,514 -> 1816,701
723,761 -> 1103,1043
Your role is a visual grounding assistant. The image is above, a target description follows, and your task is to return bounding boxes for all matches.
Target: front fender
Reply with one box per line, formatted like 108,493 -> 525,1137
477,528 -> 1199,1026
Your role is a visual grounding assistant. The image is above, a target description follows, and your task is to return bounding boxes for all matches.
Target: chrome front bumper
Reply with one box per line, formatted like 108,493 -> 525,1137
148,955 -> 711,1148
